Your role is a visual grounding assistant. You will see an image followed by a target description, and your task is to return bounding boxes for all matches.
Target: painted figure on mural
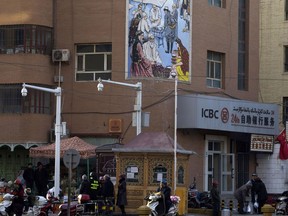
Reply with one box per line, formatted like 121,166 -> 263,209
137,12 -> 150,38
163,6 -> 177,53
180,0 -> 190,32
171,3 -> 178,38
171,38 -> 189,81
127,0 -> 190,81
149,4 -> 162,28
129,3 -> 145,46
130,30 -> 154,77
143,33 -> 162,65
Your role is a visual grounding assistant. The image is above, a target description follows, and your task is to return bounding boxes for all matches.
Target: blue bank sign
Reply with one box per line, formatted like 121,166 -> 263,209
177,94 -> 279,135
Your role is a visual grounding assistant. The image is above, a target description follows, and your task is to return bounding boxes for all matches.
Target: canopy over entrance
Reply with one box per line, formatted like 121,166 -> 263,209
29,136 -> 96,159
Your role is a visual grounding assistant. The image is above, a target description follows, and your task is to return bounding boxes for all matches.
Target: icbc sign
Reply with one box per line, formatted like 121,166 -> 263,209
201,107 -> 229,123
201,109 -> 219,119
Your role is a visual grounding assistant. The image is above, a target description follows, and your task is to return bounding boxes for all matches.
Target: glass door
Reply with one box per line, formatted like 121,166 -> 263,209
221,153 -> 235,194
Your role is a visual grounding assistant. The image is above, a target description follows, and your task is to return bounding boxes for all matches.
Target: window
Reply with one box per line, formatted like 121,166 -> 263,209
153,164 -> 167,183
0,25 -> 52,55
285,46 -> 288,72
0,84 -> 51,114
208,0 -> 226,8
76,44 -> 112,81
177,166 -> 184,184
283,97 -> 288,124
126,165 -> 139,183
206,51 -> 224,88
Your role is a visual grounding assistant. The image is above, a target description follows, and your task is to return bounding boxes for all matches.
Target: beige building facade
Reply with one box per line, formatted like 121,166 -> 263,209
0,0 -> 279,209
259,0 -> 288,194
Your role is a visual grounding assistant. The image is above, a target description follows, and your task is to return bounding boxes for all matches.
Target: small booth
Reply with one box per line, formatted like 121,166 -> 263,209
113,132 -> 194,215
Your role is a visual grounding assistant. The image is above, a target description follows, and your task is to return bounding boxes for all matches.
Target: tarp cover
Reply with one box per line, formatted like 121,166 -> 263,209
29,136 -> 96,159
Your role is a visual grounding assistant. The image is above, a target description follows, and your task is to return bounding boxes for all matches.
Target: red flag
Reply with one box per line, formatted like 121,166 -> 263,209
276,129 -> 288,160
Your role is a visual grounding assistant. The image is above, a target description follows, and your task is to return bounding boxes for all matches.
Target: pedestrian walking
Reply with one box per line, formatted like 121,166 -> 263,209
102,174 -> 115,203
79,174 -> 90,195
23,163 -> 34,192
251,173 -> 268,214
210,180 -> 220,216
34,162 -> 49,197
89,172 -> 101,200
116,174 -> 127,216
234,181 -> 253,214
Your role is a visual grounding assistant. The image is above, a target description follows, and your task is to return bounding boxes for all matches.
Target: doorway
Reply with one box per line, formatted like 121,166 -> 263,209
205,135 -> 235,194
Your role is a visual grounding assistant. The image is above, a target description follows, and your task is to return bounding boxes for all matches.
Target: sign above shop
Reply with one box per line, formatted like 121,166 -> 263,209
178,94 -> 279,135
250,134 -> 274,153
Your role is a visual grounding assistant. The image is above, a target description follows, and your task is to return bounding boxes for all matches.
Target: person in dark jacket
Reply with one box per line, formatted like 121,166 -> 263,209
210,181 -> 220,216
234,181 -> 252,214
251,174 -> 268,214
34,162 -> 49,197
23,163 -> 34,192
102,174 -> 115,203
79,174 -> 90,195
157,179 -> 172,213
89,172 -> 101,200
116,174 -> 128,216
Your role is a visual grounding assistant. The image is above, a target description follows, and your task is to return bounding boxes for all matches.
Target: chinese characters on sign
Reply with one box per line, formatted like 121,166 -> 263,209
232,106 -> 275,129
250,134 -> 274,153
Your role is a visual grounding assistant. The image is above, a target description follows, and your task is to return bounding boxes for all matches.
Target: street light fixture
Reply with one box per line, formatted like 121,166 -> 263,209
173,76 -> 178,194
21,83 -> 62,198
169,70 -> 178,194
97,78 -> 142,135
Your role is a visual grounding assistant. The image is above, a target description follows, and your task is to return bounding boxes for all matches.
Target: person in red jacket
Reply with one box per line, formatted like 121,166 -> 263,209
6,180 -> 25,216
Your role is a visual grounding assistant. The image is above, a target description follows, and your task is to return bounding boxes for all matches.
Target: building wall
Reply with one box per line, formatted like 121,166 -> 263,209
259,0 -> 287,118
0,0 -> 261,192
256,144 -> 288,194
0,0 -> 53,26
54,0 -> 260,139
259,0 -> 288,194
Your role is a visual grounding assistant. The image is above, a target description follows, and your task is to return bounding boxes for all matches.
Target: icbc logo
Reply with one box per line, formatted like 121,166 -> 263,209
221,108 -> 229,123
201,109 -> 219,119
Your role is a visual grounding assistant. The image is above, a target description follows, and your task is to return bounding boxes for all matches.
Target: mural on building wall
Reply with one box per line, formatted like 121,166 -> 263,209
126,0 -> 191,82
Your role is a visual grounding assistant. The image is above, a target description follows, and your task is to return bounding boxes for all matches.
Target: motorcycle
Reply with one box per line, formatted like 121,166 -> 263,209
77,194 -> 114,216
275,191 -> 288,215
58,201 -> 82,216
144,192 -> 179,216
188,178 -> 212,209
0,194 -> 53,216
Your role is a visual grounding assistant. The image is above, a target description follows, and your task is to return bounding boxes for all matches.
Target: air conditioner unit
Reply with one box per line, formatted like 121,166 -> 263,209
52,49 -> 70,62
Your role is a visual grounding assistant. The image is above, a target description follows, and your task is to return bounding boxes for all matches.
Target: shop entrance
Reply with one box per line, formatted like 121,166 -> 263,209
205,135 -> 235,194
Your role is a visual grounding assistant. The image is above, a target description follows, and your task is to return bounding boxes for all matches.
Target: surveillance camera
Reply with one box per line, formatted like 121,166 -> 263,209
97,82 -> 104,91
21,87 -> 28,97
170,71 -> 177,79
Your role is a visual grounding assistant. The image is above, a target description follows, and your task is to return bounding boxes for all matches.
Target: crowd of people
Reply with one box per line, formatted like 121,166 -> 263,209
0,162 -> 49,216
78,172 -> 128,216
209,173 -> 268,215
233,173 -> 268,214
0,162 -> 129,216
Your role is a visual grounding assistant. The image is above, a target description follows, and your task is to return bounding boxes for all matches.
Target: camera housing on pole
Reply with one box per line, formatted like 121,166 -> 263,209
21,83 -> 62,198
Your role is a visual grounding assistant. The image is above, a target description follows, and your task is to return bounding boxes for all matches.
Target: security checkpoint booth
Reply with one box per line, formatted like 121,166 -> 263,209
112,132 -> 194,215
